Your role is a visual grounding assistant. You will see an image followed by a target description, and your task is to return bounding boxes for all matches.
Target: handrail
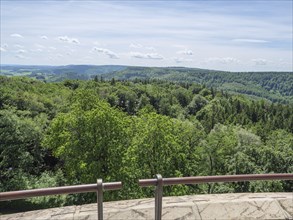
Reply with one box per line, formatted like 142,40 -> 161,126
0,181 -> 122,201
0,180 -> 122,220
1,174 -> 292,220
139,173 -> 293,187
139,173 -> 293,220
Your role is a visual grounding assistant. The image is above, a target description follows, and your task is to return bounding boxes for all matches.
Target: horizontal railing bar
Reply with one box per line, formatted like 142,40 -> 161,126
139,173 -> 293,187
103,182 -> 123,191
0,182 -> 122,201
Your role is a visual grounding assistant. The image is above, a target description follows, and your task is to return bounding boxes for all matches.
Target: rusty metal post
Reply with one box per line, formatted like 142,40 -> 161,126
97,179 -> 103,220
155,174 -> 163,220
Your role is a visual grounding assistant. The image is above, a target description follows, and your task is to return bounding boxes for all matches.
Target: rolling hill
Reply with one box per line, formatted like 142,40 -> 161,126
1,64 -> 292,104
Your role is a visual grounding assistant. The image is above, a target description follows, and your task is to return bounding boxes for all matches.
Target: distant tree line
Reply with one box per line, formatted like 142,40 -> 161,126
103,67 -> 293,104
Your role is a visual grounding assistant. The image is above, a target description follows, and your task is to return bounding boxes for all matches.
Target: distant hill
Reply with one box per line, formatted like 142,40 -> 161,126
102,66 -> 293,104
1,64 -> 292,104
0,64 -> 127,82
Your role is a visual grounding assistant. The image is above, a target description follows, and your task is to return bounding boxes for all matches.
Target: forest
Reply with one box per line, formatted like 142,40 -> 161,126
0,75 -> 292,213
103,66 -> 293,104
1,65 -> 292,104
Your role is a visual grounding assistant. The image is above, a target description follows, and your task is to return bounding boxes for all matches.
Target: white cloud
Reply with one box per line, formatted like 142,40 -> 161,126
130,43 -> 143,48
1,1 -> 292,70
48,47 -> 57,52
30,48 -> 43,52
232,39 -> 269,43
0,47 -> 6,52
71,38 -> 80,44
145,46 -> 156,51
15,54 -> 26,59
41,35 -> 48,40
16,49 -> 27,54
130,52 -> 164,60
130,43 -> 156,51
252,58 -> 267,65
58,36 -> 80,44
10,33 -> 24,38
58,36 -> 69,42
92,47 -> 119,59
177,49 -> 193,55
207,57 -> 240,64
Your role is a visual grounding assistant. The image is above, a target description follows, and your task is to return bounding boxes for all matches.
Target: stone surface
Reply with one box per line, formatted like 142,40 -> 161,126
1,193 -> 292,219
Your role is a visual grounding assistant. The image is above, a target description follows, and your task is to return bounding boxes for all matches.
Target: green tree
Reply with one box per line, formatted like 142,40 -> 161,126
0,109 -> 47,191
43,90 -> 131,188
186,94 -> 208,115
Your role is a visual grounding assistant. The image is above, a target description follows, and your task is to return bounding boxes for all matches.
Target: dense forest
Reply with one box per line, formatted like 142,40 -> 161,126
1,65 -> 292,104
103,66 -> 293,104
0,75 -> 292,213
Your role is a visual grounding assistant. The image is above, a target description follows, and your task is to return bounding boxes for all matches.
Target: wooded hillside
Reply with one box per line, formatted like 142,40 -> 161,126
1,65 -> 292,104
0,76 -> 292,213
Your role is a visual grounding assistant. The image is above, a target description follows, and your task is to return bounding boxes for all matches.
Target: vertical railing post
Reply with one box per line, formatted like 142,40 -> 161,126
155,174 -> 163,220
97,179 -> 103,220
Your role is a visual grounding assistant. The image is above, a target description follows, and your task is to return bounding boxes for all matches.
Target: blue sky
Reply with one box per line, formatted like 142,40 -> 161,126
1,0 -> 292,71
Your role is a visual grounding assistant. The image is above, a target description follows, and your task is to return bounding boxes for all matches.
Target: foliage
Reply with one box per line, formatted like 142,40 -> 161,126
103,66 -> 293,104
0,75 -> 292,212
43,90 -> 131,184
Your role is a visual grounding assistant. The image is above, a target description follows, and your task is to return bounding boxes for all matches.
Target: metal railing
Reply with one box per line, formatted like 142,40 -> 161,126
1,174 -> 292,220
0,179 -> 122,220
139,173 -> 293,220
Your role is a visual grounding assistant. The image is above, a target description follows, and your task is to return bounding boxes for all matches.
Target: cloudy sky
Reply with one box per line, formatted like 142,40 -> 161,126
1,0 -> 292,71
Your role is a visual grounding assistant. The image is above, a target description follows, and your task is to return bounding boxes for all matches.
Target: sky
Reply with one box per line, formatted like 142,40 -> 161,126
0,0 -> 292,71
